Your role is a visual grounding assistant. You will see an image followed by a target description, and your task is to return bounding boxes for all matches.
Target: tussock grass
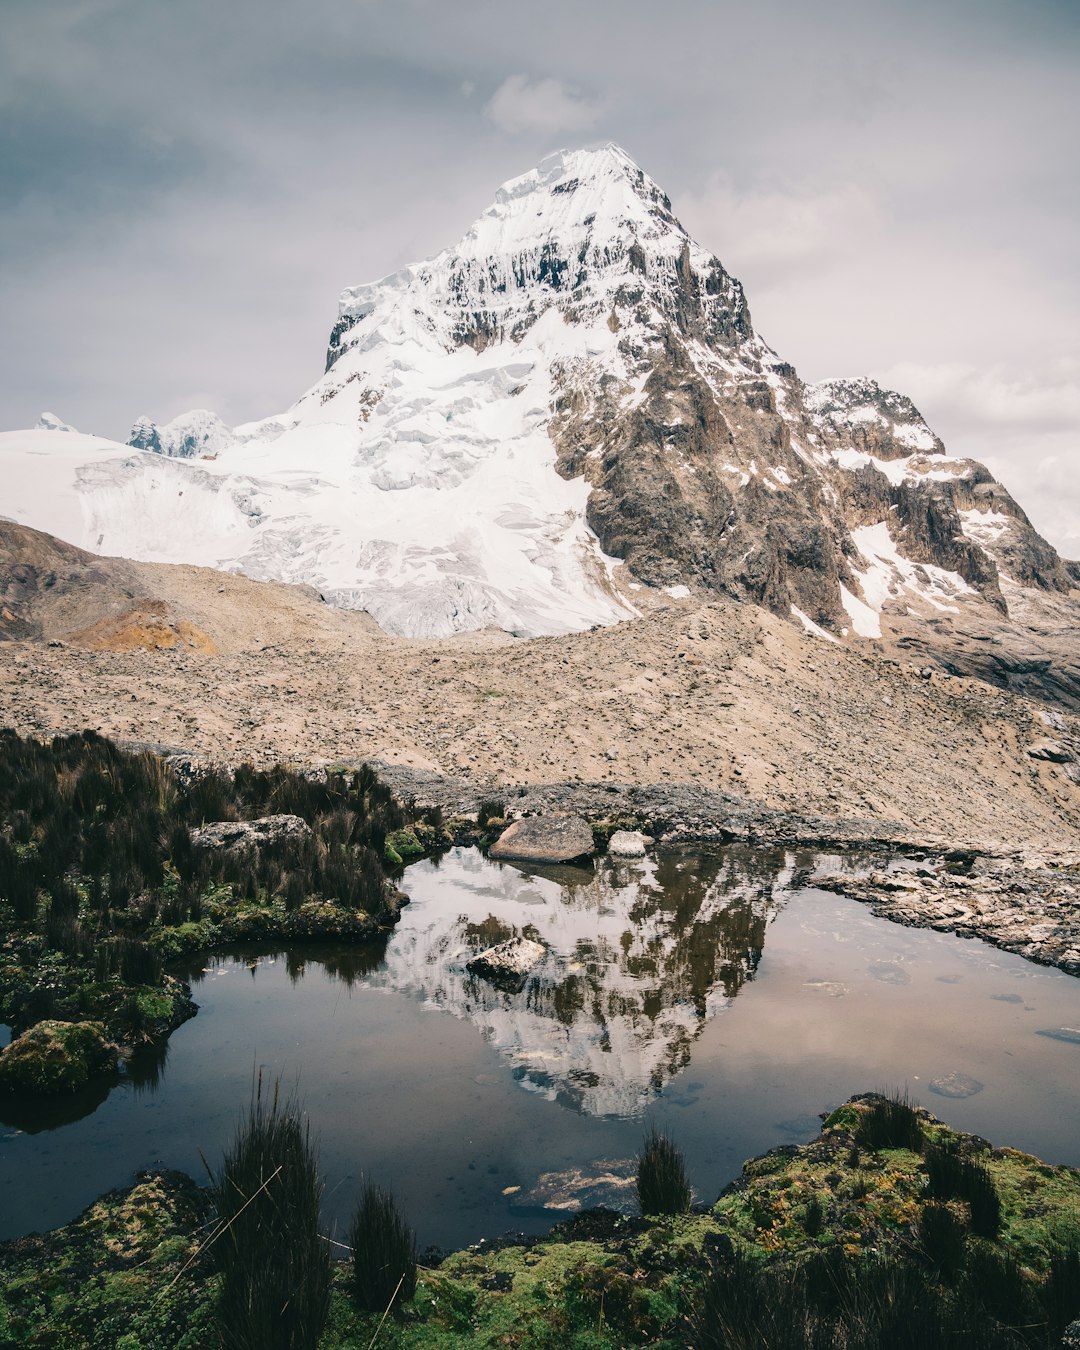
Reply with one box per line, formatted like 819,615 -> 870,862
213,1078 -> 331,1350
636,1125 -> 692,1217
347,1181 -> 418,1314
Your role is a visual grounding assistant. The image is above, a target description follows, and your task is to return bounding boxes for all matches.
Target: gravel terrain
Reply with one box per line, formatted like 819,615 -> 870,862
3,525 -> 1078,855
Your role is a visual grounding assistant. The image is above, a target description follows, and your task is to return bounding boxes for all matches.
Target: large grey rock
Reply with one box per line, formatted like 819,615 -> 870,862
467,936 -> 547,990
1026,740 -> 1074,763
190,814 -> 311,851
488,814 -> 593,864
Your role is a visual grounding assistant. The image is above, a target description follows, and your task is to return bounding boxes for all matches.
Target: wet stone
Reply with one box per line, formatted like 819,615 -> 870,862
929,1072 -> 984,1099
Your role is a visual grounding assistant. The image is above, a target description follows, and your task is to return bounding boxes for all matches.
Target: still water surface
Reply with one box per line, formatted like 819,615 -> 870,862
2,846 -> 1079,1249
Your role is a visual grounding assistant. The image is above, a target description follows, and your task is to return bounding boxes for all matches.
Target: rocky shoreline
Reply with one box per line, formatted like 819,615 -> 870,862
369,762 -> 1080,979
122,749 -> 1077,980
803,852 -> 1080,977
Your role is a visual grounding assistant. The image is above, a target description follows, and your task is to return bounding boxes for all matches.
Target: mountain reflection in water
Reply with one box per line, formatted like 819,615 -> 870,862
364,847 -> 782,1117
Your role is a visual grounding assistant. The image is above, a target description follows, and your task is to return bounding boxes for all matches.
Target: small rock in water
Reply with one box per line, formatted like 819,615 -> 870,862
868,961 -> 912,986
1035,1027 -> 1080,1045
466,936 -> 547,991
511,1159 -> 636,1213
607,829 -> 651,858
990,992 -> 1024,1004
804,979 -> 848,998
929,1071 -> 984,1099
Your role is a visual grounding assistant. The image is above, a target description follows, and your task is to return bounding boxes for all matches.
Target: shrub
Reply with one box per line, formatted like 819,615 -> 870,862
924,1143 -> 1001,1238
919,1201 -> 967,1279
804,1193 -> 826,1236
477,799 -> 505,827
856,1091 -> 924,1153
1041,1227 -> 1080,1337
214,1082 -> 331,1350
692,1248 -> 1020,1350
925,1141 -> 966,1199
636,1126 -> 692,1216
965,1161 -> 1001,1239
118,937 -> 163,987
963,1242 -> 1031,1325
348,1181 -> 418,1313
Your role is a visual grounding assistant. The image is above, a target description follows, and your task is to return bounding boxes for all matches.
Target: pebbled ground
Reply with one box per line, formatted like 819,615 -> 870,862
2,524 -> 1078,853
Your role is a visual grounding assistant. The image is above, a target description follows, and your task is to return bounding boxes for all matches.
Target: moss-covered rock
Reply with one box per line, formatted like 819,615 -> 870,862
0,1170 -> 215,1348
385,828 -> 427,866
0,1019 -> 117,1096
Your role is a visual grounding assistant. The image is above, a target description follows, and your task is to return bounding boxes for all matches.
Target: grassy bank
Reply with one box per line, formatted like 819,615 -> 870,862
1,1095 -> 1077,1348
0,730 -> 444,1095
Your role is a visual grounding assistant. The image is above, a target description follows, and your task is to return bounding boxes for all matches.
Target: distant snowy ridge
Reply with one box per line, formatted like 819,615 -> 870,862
128,409 -> 237,459
1,144 -> 1073,640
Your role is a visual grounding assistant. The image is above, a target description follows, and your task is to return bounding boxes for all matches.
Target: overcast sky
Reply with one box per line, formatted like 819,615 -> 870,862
2,0 -> 1078,555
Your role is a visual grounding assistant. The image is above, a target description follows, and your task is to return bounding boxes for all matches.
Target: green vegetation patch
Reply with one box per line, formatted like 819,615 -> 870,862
0,1019 -> 116,1095
0,1170 -> 216,1349
2,1096 -> 1079,1347
0,730 -> 447,1089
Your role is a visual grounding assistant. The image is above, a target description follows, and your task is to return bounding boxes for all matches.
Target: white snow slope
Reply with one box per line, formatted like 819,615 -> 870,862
4,147 -> 691,638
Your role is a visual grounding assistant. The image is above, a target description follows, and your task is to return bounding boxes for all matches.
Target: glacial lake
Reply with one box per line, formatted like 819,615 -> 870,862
2,846 -> 1080,1250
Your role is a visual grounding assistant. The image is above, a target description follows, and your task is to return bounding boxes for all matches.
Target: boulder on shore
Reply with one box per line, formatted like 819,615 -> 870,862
189,815 -> 311,851
488,814 -> 593,864
607,830 -> 652,858
467,936 -> 547,990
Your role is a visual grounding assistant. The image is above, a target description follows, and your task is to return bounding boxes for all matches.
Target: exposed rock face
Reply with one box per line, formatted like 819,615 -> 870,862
318,144 -> 1076,647
0,523 -> 144,645
35,412 -> 77,434
488,814 -> 594,864
189,815 -> 312,851
5,146 -> 1077,678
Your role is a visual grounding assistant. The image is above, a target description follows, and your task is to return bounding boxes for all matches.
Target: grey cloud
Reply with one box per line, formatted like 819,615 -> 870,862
484,76 -> 601,136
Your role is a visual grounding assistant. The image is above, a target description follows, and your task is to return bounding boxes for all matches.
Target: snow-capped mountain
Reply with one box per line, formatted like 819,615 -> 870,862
0,144 -> 1074,642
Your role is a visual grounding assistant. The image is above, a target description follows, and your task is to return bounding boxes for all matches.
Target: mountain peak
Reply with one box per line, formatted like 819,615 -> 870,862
328,144 -> 747,373
494,142 -> 653,202
463,141 -> 682,262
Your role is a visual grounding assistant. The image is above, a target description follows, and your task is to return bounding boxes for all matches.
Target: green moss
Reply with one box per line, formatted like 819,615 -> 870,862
590,817 -> 646,851
386,828 -> 426,864
0,1019 -> 115,1095
3,1098 -> 1080,1346
0,1171 -> 215,1348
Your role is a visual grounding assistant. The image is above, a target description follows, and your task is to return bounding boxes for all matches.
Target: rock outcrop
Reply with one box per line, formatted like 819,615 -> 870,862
488,815 -> 594,865
189,815 -> 312,851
